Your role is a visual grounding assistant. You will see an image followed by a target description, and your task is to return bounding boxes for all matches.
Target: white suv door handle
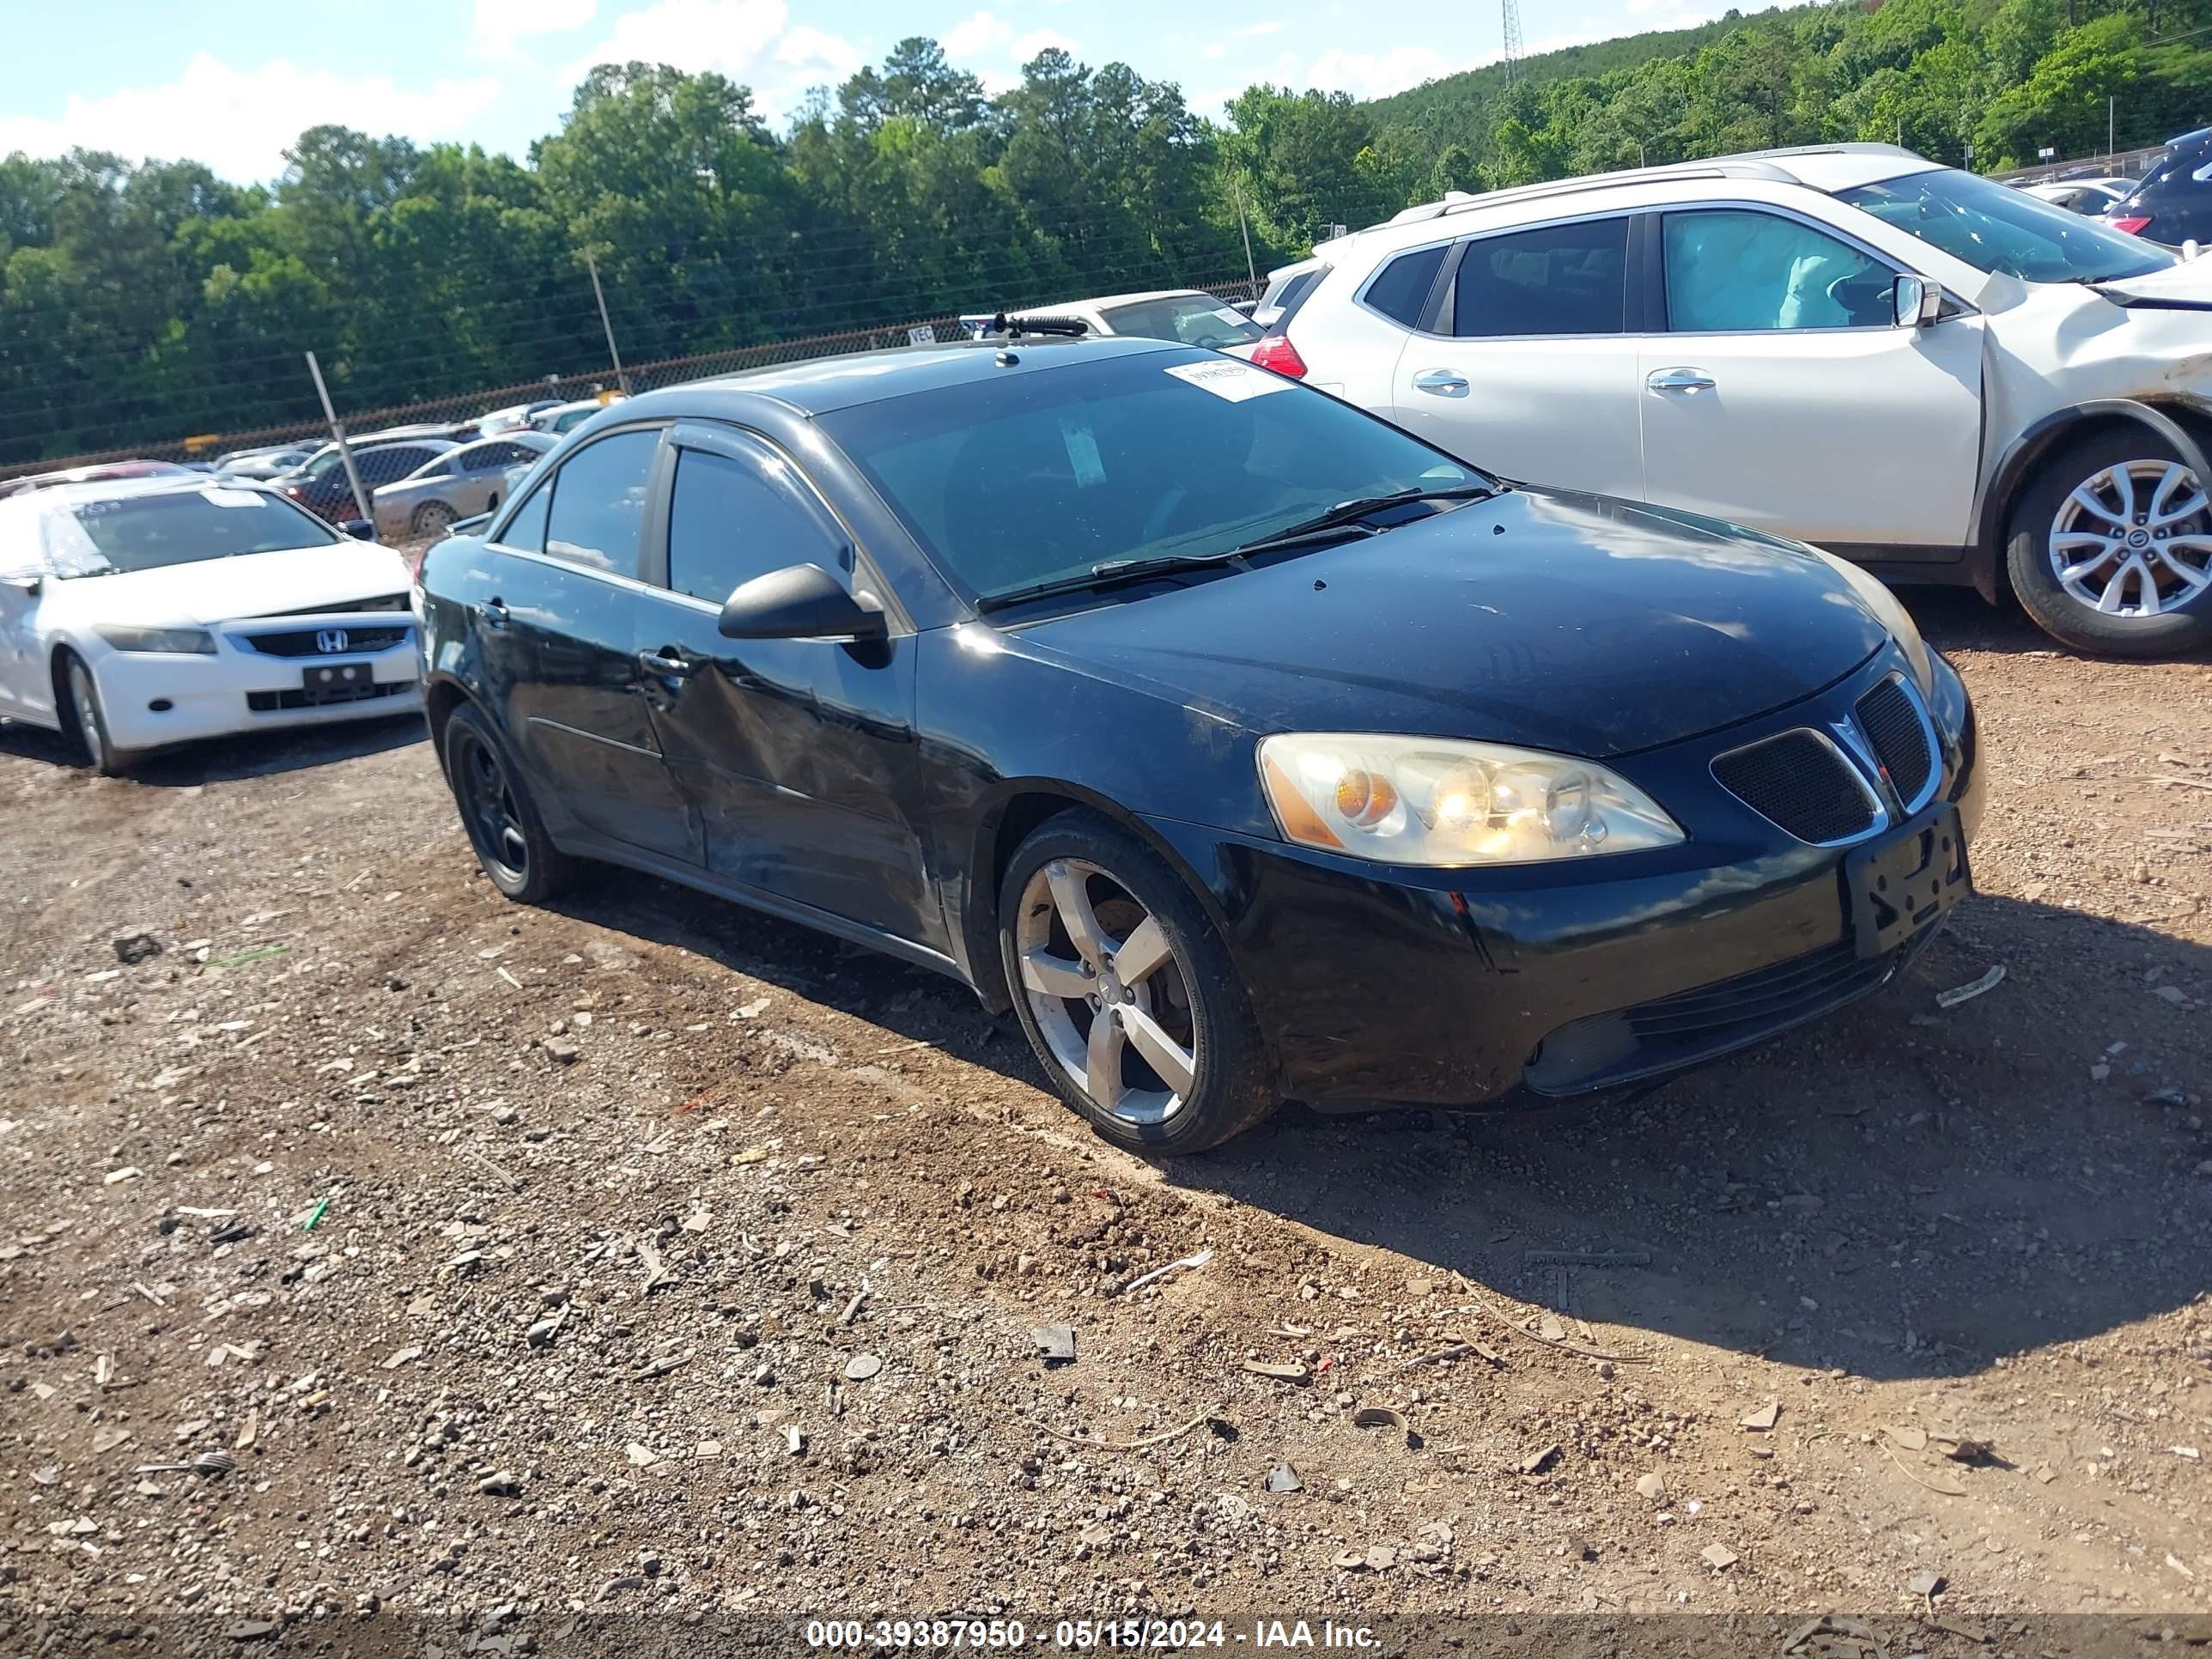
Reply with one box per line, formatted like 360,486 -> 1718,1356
1646,367 -> 1717,394
1411,368 -> 1469,394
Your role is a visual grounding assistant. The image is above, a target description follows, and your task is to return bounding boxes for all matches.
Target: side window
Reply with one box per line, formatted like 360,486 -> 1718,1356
542,428 -> 658,578
1363,246 -> 1448,328
362,448 -> 424,485
465,445 -> 513,470
499,483 -> 550,553
415,456 -> 454,479
1663,210 -> 1894,331
1452,218 -> 1628,337
665,447 -> 842,606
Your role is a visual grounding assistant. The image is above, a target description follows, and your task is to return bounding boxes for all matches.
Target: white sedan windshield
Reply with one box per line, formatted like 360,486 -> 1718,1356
44,488 -> 337,578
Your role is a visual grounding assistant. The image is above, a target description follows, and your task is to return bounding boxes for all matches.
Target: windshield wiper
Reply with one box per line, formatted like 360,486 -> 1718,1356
977,550 -> 1254,612
1231,484 -> 1497,557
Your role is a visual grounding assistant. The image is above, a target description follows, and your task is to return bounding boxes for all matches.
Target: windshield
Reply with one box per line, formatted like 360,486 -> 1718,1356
818,351 -> 1485,605
44,487 -> 337,578
1099,295 -> 1266,349
1838,167 -> 2175,283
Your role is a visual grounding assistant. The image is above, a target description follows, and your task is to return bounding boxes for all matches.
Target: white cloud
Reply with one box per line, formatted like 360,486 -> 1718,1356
1009,27 -> 1080,64
942,9 -> 1010,59
473,0 -> 598,44
1301,44 -> 1457,100
0,50 -> 502,183
563,0 -> 861,121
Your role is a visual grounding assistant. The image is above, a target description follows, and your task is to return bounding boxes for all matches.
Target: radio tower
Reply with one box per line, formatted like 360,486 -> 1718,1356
1502,0 -> 1523,86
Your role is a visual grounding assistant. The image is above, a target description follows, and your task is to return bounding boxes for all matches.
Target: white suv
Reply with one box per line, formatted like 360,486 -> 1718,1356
1249,143 -> 2212,657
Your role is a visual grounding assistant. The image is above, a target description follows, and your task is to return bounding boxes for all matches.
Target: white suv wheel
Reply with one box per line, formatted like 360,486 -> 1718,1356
2046,458 -> 2212,617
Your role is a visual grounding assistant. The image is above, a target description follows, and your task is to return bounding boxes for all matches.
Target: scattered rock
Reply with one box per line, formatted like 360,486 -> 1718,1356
1739,1401 -> 1780,1431
843,1352 -> 883,1382
476,1471 -> 520,1497
1907,1569 -> 1944,1597
112,932 -> 162,965
543,1036 -> 580,1064
1634,1471 -> 1667,1503
1702,1543 -> 1740,1571
1520,1443 -> 1560,1475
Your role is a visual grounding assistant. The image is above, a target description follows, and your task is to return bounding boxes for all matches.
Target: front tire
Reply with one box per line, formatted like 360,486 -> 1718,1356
998,811 -> 1276,1155
441,702 -> 576,903
61,653 -> 133,776
2006,429 -> 2212,657
410,501 -> 458,538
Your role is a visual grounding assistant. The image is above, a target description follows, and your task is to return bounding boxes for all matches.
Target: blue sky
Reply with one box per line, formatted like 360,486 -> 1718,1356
0,0 -> 1717,183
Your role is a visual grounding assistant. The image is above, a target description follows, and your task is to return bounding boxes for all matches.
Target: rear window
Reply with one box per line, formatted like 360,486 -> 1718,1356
1363,246 -> 1449,328
1451,219 -> 1629,337
1097,295 -> 1264,348
43,488 -> 337,577
1254,266 -> 1326,329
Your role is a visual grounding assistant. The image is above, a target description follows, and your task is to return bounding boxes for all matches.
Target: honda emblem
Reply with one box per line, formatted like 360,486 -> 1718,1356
315,629 -> 350,655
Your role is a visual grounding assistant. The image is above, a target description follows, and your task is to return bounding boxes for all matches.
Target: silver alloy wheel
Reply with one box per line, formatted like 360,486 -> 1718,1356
412,501 -> 457,536
69,661 -> 105,771
1015,858 -> 1199,1126
2048,459 -> 2212,617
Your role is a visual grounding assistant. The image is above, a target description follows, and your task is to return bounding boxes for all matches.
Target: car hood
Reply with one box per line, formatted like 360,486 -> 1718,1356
1006,489 -> 1891,758
53,542 -> 413,626
2093,256 -> 2212,304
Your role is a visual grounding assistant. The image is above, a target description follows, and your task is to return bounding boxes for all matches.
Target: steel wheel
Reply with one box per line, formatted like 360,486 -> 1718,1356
2047,459 -> 2212,618
451,723 -> 529,884
411,501 -> 457,538
1015,858 -> 1200,1126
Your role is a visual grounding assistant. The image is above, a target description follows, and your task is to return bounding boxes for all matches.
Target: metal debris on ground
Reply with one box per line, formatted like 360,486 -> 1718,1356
1241,1358 -> 1309,1382
1031,1325 -> 1076,1363
1936,964 -> 2007,1008
1265,1464 -> 1303,1493
1739,1401 -> 1780,1431
1907,1569 -> 1944,1598
1027,1412 -> 1226,1453
843,1352 -> 883,1382
302,1195 -> 330,1231
1701,1543 -> 1739,1571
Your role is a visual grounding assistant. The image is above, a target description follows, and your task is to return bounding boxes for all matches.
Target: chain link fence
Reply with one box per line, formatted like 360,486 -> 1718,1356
0,277 -> 1259,487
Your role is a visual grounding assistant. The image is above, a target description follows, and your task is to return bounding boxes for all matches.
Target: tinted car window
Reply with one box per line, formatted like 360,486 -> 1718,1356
1097,295 -> 1264,348
1452,219 -> 1627,337
542,429 -> 658,577
819,351 -> 1481,603
499,484 -> 550,553
1664,210 -> 1893,331
360,447 -> 433,486
666,447 -> 842,605
1364,246 -> 1448,328
41,487 -> 337,577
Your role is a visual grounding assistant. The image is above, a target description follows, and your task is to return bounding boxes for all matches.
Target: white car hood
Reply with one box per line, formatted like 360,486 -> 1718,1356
58,542 -> 412,627
2091,255 -> 2212,302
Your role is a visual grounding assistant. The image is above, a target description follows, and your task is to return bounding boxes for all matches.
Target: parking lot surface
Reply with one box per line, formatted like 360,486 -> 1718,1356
2,594 -> 2209,1634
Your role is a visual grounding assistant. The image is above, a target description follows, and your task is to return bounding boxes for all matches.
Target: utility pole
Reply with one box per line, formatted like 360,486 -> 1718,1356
584,250 -> 630,395
304,351 -> 370,527
1231,178 -> 1259,300
2108,94 -> 2116,162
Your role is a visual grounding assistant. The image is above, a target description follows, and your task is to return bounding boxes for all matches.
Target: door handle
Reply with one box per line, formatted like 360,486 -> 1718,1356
637,647 -> 697,678
1411,369 -> 1470,394
479,597 -> 508,628
1645,368 -> 1717,395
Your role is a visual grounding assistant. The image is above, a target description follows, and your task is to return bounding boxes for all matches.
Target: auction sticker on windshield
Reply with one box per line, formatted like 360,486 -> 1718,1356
1164,361 -> 1291,402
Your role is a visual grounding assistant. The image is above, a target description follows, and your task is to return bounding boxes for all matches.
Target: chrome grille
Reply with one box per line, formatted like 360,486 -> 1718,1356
240,625 -> 410,659
1711,729 -> 1877,845
1855,676 -> 1935,810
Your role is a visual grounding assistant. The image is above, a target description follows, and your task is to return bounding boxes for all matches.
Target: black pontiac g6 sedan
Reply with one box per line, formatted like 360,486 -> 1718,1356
416,335 -> 1983,1154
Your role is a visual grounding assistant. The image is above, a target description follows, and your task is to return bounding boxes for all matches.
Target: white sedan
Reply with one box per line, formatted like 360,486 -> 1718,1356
0,477 -> 423,774
968,289 -> 1267,356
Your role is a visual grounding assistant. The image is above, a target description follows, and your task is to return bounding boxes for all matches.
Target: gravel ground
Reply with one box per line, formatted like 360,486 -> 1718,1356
1,592 -> 2209,1647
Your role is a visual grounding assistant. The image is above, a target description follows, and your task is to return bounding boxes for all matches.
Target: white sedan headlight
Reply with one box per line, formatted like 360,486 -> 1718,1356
1821,555 -> 1931,691
96,625 -> 216,655
1257,733 -> 1683,866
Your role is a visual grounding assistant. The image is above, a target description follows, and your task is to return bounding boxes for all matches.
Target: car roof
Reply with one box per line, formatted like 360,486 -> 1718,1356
621,334 -> 1185,419
9,476 -> 283,511
1325,143 -> 1946,256
1012,289 -> 1212,318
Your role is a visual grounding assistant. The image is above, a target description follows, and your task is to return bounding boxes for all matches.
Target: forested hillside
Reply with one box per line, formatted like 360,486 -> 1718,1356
3,0 -> 2208,465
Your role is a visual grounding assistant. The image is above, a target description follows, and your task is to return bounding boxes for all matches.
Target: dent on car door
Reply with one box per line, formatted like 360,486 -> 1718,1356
477,427 -> 696,861
1637,207 -> 1984,553
630,428 -> 943,951
1387,216 -> 1646,499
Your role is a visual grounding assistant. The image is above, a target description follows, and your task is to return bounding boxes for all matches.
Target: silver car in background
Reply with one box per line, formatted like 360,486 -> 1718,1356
371,433 -> 555,540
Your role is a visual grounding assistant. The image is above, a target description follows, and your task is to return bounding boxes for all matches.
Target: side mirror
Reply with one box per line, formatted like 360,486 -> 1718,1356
340,519 -> 375,541
1893,272 -> 1944,328
718,562 -> 887,642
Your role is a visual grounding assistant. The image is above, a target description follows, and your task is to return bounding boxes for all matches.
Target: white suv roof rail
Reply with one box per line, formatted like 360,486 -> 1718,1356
1328,143 -> 1924,246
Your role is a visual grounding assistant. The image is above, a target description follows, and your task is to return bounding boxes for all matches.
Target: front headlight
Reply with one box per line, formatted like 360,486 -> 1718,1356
96,625 -> 216,655
1822,555 -> 1931,691
1257,733 -> 1684,866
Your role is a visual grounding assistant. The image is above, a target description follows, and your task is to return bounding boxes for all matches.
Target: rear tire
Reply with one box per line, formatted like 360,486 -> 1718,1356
410,501 -> 458,538
998,811 -> 1276,1155
2006,428 -> 2212,657
60,653 -> 133,777
441,702 -> 576,903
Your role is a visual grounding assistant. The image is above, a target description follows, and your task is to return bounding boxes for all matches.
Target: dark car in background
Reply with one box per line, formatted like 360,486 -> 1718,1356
416,337 -> 1981,1155
2109,128 -> 2212,244
281,438 -> 459,523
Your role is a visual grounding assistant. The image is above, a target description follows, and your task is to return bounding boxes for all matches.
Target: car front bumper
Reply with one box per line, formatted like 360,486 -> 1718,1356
1144,645 -> 1984,1106
91,620 -> 424,751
